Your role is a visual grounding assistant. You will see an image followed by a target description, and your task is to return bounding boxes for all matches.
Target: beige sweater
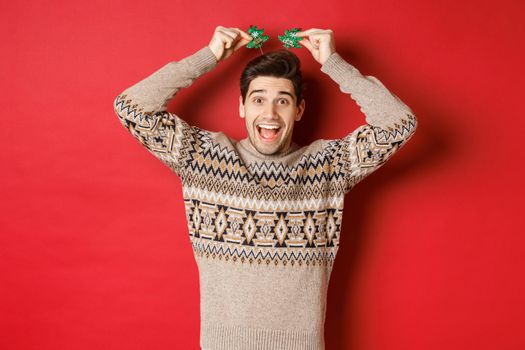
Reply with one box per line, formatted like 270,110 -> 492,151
113,45 -> 417,350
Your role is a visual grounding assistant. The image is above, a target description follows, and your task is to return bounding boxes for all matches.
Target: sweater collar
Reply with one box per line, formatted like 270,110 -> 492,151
237,138 -> 300,161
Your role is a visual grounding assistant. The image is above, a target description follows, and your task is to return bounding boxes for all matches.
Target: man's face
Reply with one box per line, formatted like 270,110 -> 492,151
239,76 -> 305,155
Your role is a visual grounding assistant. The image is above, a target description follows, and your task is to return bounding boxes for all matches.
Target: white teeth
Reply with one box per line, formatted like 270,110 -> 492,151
258,124 -> 280,129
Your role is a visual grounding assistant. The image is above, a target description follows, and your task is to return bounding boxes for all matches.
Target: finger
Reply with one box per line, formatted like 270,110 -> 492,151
221,36 -> 234,49
295,28 -> 322,37
218,29 -> 237,41
217,32 -> 236,48
222,28 -> 241,39
299,34 -> 319,48
229,28 -> 251,47
310,33 -> 326,48
300,38 -> 316,54
294,30 -> 307,37
233,28 -> 253,42
233,37 -> 249,51
223,29 -> 249,49
225,32 -> 249,51
224,28 -> 250,44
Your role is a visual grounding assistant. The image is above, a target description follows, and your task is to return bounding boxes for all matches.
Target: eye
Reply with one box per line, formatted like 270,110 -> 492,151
278,98 -> 289,105
253,97 -> 263,104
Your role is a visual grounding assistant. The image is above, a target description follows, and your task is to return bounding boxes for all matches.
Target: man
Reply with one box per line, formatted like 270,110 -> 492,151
113,26 -> 417,350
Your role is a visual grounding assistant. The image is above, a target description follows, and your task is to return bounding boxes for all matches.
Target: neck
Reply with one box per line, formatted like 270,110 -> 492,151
238,138 -> 299,160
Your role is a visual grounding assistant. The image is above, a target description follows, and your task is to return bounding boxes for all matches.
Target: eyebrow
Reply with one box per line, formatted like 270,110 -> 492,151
248,89 -> 295,100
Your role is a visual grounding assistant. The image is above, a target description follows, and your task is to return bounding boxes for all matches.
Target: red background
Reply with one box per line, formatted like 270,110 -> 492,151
1,0 -> 524,349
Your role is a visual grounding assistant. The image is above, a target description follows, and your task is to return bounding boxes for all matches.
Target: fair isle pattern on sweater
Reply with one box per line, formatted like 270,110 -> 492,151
113,45 -> 417,350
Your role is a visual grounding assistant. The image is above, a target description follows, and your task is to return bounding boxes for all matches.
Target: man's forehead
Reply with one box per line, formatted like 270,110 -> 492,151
248,76 -> 295,96
248,89 -> 293,96
249,76 -> 293,89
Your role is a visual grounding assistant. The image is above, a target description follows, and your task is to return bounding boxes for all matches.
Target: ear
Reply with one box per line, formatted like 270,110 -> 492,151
239,95 -> 245,118
295,99 -> 305,121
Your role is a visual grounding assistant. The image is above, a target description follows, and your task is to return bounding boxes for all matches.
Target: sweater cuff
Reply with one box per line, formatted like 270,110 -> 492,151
320,52 -> 358,86
180,45 -> 218,76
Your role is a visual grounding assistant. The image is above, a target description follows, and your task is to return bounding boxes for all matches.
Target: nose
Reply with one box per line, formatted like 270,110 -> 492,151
262,103 -> 279,119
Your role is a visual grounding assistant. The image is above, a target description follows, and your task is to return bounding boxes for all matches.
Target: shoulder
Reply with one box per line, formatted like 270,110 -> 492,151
277,139 -> 336,164
198,129 -> 240,156
299,138 -> 344,158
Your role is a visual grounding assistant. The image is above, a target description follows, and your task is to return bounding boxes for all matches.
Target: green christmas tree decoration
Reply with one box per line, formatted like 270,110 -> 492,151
246,25 -> 269,49
278,28 -> 303,48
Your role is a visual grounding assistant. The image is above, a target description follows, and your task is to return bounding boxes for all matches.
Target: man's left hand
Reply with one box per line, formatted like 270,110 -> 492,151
295,28 -> 336,65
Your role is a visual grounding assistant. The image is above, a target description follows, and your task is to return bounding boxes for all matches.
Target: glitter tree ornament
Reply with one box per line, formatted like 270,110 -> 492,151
278,28 -> 303,48
246,25 -> 269,53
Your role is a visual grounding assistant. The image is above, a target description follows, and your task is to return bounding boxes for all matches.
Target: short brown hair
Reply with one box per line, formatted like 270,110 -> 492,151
240,49 -> 304,106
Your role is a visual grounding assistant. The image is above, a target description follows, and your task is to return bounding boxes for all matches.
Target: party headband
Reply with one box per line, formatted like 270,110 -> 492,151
246,25 -> 303,53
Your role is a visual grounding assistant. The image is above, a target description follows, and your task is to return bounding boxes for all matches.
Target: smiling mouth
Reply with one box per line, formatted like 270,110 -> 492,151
257,124 -> 282,142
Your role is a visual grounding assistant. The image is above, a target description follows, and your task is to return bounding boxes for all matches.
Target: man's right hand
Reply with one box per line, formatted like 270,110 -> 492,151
208,26 -> 252,62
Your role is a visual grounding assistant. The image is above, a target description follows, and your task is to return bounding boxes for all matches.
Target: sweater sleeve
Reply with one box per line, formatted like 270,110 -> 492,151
113,46 -> 218,177
320,52 -> 418,192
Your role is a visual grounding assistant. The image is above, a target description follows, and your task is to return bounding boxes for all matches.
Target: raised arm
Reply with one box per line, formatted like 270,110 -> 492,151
112,26 -> 252,178
320,51 -> 417,189
113,46 -> 218,176
297,28 -> 417,191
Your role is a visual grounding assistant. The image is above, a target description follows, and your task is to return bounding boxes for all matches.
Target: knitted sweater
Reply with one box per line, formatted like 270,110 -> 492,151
113,45 -> 417,350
